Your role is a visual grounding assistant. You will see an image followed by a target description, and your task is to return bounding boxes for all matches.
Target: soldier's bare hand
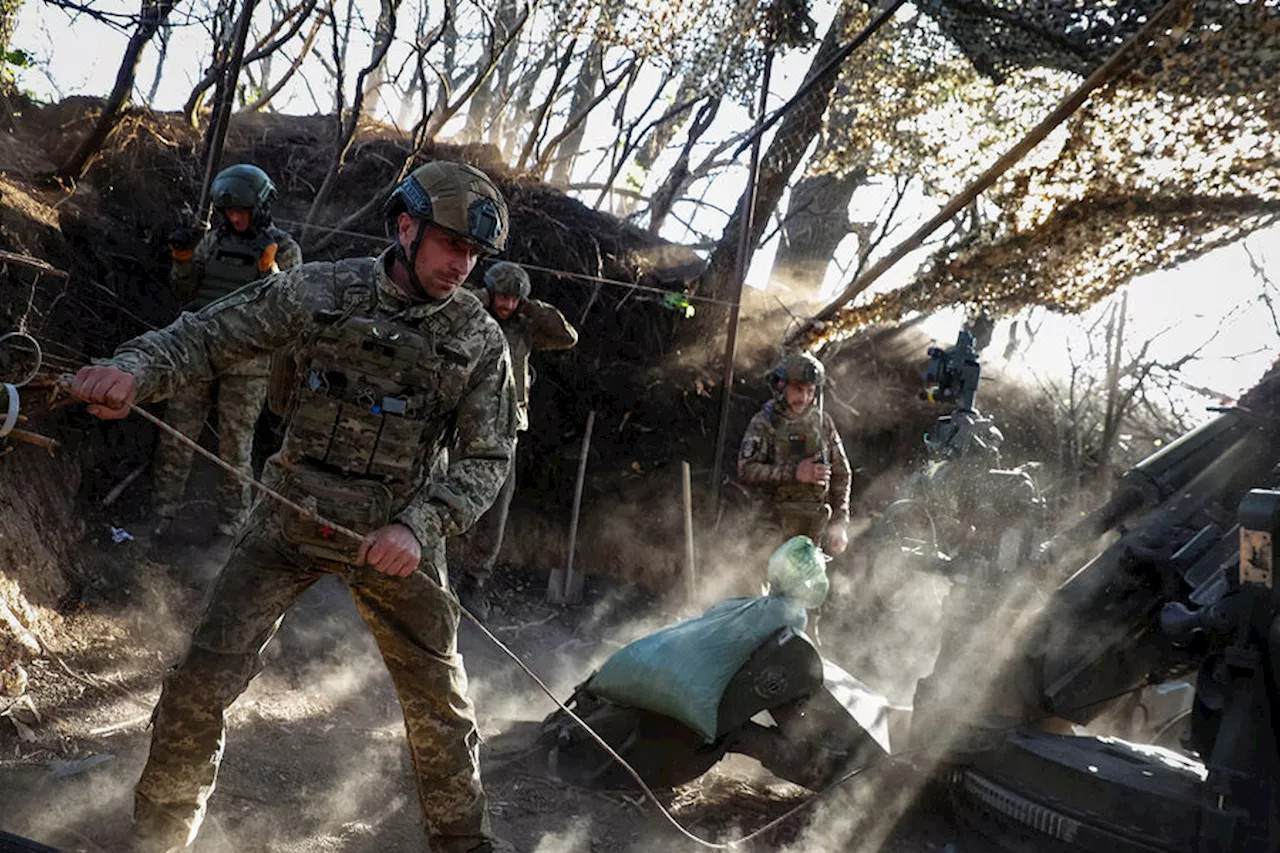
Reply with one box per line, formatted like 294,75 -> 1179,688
826,522 -> 849,556
795,455 -> 830,486
70,365 -> 137,420
357,523 -> 422,577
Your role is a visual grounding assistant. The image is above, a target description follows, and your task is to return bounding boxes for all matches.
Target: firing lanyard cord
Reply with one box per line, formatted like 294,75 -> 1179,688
53,374 -> 881,849
49,368 -> 1181,848
54,353 -> 1177,849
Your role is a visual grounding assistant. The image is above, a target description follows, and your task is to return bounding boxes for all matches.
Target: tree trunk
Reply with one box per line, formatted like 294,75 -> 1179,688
462,0 -> 518,143
56,0 -> 179,181
681,0 -> 862,344
303,0 -> 400,232
197,0 -> 257,222
635,73 -> 702,172
769,162 -> 865,300
647,95 -> 719,232
504,50 -> 552,157
247,3 -> 326,112
516,38 -> 577,170
0,0 -> 23,130
548,43 -> 602,187
0,0 -> 19,60
144,20 -> 172,106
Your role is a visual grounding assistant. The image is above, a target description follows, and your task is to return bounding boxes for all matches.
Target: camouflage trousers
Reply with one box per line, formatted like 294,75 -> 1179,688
151,360 -> 268,535
453,438 -> 517,585
134,509 -> 492,853
756,504 -> 832,557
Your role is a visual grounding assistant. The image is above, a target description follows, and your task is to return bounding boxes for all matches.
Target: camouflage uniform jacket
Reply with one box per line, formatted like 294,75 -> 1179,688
737,400 -> 852,524
103,248 -> 517,551
490,295 -> 578,431
173,224 -> 303,309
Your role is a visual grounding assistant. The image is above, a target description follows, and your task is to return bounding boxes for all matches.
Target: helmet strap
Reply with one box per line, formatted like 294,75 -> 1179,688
395,219 -> 432,300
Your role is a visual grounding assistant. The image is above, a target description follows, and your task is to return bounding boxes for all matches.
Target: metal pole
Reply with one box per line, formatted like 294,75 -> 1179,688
708,46 -> 775,524
682,460 -> 697,604
563,409 -> 595,603
195,0 -> 258,227
549,409 -> 595,604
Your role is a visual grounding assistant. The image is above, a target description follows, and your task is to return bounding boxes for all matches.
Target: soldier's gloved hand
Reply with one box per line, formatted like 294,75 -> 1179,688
796,455 -> 830,487
69,365 -> 137,420
168,226 -> 203,256
826,521 -> 849,556
257,242 -> 279,273
357,523 -> 422,577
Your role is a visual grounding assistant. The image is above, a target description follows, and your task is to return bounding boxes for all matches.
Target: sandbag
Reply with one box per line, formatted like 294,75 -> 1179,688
585,537 -> 830,742
587,595 -> 808,742
767,535 -> 830,608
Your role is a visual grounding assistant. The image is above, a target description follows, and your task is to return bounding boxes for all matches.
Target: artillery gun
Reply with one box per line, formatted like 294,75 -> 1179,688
539,338 -> 1280,853
855,327 -> 1049,615
928,399 -> 1280,853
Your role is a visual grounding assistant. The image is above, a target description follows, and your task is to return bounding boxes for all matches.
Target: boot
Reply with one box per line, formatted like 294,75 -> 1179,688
457,575 -> 491,622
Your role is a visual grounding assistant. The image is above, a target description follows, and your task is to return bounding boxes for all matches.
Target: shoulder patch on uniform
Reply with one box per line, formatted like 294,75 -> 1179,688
741,437 -> 759,458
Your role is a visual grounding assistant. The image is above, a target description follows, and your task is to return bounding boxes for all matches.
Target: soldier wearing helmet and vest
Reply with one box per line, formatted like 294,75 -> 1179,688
738,351 -> 852,556
453,261 -> 577,619
69,161 -> 517,853
154,164 -> 303,541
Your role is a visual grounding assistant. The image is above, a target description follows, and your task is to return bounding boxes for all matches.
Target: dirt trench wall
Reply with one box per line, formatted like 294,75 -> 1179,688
0,446 -> 83,664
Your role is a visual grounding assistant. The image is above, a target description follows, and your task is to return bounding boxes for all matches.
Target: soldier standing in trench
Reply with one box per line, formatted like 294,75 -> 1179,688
737,351 -> 852,560
154,164 -> 302,543
70,161 -> 516,853
453,261 -> 578,620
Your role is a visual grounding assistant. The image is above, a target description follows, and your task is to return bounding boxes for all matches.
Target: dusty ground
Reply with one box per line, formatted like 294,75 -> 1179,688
0,457 -> 978,853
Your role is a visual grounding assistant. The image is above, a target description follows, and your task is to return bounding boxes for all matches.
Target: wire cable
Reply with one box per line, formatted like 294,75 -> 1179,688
272,217 -> 741,309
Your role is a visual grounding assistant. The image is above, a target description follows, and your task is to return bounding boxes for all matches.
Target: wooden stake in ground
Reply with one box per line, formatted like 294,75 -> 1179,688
682,460 -> 697,605
548,409 -> 595,605
790,0 -> 1192,348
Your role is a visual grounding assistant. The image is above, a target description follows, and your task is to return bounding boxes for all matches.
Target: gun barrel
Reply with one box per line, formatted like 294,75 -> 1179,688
1066,410 -> 1257,540
1039,420 -> 1275,720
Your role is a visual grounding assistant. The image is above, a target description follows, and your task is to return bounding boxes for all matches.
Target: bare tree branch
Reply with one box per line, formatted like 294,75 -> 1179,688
55,0 -> 180,180
303,0 -> 401,231
532,57 -> 635,179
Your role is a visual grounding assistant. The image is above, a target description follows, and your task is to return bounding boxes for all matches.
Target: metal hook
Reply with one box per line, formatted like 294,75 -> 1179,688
0,331 -> 42,387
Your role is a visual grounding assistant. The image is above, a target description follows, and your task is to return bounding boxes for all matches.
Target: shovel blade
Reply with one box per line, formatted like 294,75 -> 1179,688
546,567 -> 566,604
564,568 -> 584,604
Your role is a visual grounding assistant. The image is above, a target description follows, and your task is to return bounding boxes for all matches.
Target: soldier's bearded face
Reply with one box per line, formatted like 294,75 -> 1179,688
224,207 -> 253,233
398,218 -> 480,299
784,381 -> 816,414
492,293 -> 521,319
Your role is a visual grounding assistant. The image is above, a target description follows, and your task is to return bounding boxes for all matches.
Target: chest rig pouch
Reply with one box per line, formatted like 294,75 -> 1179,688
277,466 -> 395,563
773,408 -> 828,512
193,231 -> 276,309
287,311 -> 469,483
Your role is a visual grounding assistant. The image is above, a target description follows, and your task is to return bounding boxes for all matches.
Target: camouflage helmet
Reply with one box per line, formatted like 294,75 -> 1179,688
484,262 -> 530,299
210,164 -> 276,214
771,351 -> 825,394
385,161 -> 509,254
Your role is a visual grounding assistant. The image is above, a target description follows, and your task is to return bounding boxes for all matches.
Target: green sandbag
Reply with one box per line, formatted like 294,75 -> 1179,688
587,537 -> 828,742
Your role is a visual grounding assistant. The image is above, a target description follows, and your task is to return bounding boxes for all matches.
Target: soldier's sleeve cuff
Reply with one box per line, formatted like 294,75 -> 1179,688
91,356 -> 156,403
394,503 -> 446,552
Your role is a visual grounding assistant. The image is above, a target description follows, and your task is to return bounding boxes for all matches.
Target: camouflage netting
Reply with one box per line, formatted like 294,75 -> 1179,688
919,0 -> 1168,80
825,0 -> 1279,337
